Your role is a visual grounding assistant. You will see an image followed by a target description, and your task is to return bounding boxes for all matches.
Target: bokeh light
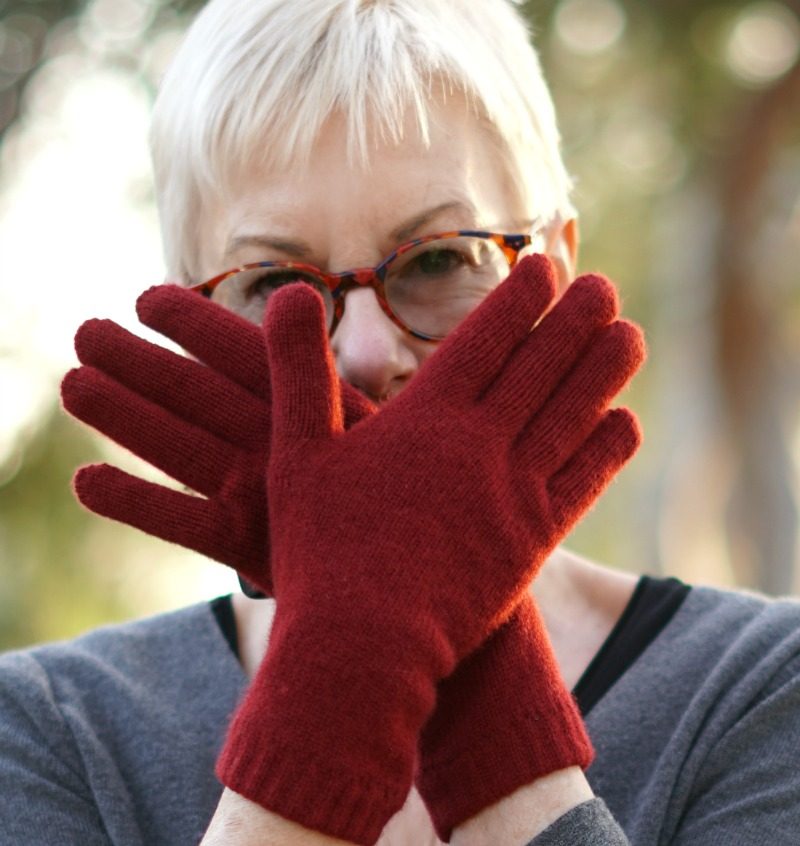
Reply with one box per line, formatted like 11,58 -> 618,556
0,60 -> 159,457
601,111 -> 688,194
79,0 -> 156,52
725,2 -> 800,85
0,0 -> 798,648
0,8 -> 238,633
553,0 -> 626,56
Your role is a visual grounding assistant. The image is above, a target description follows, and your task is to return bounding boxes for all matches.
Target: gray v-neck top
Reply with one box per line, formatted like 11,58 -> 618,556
2,584 -> 800,845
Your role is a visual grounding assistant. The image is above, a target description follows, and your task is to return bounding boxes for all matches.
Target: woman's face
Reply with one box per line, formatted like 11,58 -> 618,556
195,95 -> 576,403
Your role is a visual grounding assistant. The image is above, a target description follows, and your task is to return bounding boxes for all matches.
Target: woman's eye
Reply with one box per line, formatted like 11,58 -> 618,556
247,269 -> 323,297
413,248 -> 467,275
251,270 -> 297,291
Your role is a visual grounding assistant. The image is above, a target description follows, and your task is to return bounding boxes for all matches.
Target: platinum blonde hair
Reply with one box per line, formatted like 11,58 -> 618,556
150,0 -> 574,282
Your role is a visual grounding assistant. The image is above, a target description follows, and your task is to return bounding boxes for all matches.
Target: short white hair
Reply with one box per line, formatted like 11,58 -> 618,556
150,0 -> 574,282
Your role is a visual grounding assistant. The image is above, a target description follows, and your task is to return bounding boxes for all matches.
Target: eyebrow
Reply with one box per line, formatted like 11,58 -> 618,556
390,200 -> 480,242
223,199 -> 490,264
224,234 -> 313,262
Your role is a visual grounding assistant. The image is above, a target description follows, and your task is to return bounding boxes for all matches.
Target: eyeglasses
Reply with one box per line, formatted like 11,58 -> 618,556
190,227 -> 544,341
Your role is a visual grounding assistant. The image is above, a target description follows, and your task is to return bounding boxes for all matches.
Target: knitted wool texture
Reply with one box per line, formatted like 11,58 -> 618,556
62,286 -> 372,589
215,256 -> 643,843
62,259 -> 642,842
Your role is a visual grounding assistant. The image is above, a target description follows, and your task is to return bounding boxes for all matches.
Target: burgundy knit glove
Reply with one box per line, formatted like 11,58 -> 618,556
60,284 -> 374,594
216,255 -> 644,844
63,263 -> 638,842
415,262 -> 645,840
418,596 -> 591,841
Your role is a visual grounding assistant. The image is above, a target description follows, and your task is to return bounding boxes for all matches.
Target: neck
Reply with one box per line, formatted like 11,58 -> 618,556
532,547 -> 639,688
231,547 -> 639,688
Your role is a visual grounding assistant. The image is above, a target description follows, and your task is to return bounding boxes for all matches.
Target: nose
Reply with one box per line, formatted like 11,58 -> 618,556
330,288 -> 418,402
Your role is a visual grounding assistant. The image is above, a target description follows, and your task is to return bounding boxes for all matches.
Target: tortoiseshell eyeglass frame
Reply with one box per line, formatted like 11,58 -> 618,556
189,226 -> 545,342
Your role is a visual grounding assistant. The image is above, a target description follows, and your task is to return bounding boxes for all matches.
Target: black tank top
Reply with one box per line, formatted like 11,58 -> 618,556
210,575 -> 691,716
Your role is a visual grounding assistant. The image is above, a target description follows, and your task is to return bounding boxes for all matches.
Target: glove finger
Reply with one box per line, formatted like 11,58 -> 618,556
139,285 -> 373,431
75,318 -> 268,446
62,367 -> 240,497
73,464 -> 272,592
411,254 -> 556,407
515,319 -> 645,475
480,273 -> 619,432
264,283 -> 343,442
136,284 -> 271,399
136,285 -> 377,440
546,408 -> 642,534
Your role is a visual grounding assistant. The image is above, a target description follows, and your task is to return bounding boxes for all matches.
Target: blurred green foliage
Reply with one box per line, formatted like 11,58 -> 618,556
0,407 -> 133,649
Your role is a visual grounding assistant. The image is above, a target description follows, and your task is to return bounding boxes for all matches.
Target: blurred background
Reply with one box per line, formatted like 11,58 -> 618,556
0,0 -> 798,650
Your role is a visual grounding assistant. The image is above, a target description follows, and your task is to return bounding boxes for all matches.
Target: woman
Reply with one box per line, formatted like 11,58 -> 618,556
3,2 -> 800,845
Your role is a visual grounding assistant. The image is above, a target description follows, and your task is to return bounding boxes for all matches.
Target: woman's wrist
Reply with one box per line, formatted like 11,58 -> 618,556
201,788 -> 356,846
450,767 -> 594,846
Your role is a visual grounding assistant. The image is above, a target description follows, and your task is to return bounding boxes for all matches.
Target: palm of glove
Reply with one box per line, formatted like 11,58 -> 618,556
263,253 -> 644,676
214,255 -> 643,840
270,385 -> 556,657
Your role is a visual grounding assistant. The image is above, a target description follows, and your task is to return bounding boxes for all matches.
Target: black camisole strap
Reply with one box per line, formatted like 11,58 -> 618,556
210,575 -> 691,719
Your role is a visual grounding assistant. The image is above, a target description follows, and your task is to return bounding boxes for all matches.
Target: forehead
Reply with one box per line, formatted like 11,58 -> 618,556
195,94 -> 527,275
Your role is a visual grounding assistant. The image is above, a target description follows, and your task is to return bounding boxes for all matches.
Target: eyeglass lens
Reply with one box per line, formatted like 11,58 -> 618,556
207,236 -> 512,338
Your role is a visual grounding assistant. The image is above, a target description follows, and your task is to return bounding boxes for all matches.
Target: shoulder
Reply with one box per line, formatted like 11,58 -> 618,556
591,583 -> 800,733
0,600 -> 237,755
0,599 -> 247,743
0,600 -> 234,707
660,584 -> 800,681
588,584 -> 800,844
0,600 -> 245,846
659,584 -> 800,737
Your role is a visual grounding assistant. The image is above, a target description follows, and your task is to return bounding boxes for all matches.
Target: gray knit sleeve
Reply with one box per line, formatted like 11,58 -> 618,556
526,799 -> 629,846
0,651 -> 114,846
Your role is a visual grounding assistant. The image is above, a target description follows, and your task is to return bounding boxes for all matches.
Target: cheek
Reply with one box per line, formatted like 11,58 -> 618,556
409,337 -> 439,372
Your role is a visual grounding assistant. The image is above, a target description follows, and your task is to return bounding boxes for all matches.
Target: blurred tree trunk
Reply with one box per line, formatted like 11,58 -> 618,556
712,58 -> 800,594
